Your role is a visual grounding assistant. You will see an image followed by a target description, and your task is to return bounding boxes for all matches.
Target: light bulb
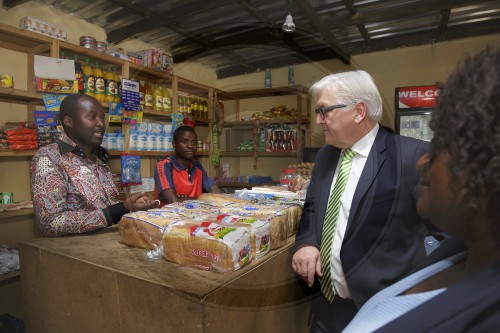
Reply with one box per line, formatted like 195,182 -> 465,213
282,13 -> 295,33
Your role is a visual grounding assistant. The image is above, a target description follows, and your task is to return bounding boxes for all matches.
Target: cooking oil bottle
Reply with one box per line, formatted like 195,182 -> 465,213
162,85 -> 172,114
104,66 -> 116,103
153,84 -> 163,111
82,58 -> 95,97
93,61 -> 105,102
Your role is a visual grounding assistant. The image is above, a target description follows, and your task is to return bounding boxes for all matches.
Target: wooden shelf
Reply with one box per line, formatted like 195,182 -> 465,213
0,23 -> 53,54
108,150 -> 209,157
223,119 -> 309,128
0,150 -> 37,157
0,208 -> 34,221
0,87 -> 44,105
0,270 -> 21,286
219,85 -> 309,99
220,151 -> 298,157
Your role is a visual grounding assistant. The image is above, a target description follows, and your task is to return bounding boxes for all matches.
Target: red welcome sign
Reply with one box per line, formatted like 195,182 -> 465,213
395,85 -> 439,110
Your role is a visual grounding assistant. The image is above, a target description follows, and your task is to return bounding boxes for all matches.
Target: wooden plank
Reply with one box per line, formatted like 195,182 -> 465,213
0,208 -> 34,221
0,270 -> 20,286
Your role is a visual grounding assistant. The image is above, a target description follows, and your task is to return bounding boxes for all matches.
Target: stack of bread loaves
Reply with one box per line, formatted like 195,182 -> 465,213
118,193 -> 302,271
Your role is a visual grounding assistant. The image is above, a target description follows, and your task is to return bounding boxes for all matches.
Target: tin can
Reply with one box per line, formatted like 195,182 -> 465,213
1,192 -> 14,205
79,35 -> 96,50
96,41 -> 107,54
0,74 -> 14,88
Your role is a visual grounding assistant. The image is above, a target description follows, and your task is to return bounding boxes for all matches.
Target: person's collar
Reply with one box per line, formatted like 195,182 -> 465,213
350,123 -> 379,157
170,155 -> 194,171
56,132 -> 110,163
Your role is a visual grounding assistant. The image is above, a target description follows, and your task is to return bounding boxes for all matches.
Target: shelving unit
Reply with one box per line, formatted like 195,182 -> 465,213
217,85 -> 311,179
0,271 -> 20,286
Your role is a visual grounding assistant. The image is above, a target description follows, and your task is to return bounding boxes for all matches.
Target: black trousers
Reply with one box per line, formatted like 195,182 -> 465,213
309,293 -> 359,333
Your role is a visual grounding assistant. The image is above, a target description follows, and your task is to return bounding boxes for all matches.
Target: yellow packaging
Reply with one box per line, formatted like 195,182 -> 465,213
0,74 -> 14,88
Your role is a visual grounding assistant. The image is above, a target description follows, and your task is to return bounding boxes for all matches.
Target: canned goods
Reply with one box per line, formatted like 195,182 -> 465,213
1,192 -> 14,205
79,35 -> 96,50
96,41 -> 107,54
0,74 -> 14,88
196,140 -> 204,153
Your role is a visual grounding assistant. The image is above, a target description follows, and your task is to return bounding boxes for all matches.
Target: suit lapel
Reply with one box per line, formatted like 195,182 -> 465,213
346,129 -> 388,236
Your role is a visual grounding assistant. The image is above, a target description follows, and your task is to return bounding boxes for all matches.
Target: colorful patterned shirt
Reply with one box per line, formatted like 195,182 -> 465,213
31,132 -> 126,237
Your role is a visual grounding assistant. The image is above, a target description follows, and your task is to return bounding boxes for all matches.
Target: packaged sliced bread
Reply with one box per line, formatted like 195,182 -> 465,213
216,214 -> 270,259
163,221 -> 252,272
119,210 -> 179,249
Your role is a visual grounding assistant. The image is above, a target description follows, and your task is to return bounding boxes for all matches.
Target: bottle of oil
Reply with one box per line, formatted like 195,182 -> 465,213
82,58 -> 95,97
153,84 -> 163,111
144,81 -> 153,109
93,61 -> 105,102
114,68 -> 122,103
104,66 -> 116,103
73,55 -> 84,94
162,85 -> 172,114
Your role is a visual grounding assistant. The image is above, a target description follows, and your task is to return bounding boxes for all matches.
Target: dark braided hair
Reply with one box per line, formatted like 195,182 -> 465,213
428,47 -> 500,241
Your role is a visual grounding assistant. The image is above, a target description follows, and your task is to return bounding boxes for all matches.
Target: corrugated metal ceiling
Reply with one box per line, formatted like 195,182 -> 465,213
3,0 -> 500,78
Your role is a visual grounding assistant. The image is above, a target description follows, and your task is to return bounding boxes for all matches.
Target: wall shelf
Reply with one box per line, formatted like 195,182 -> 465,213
0,208 -> 34,221
0,270 -> 20,286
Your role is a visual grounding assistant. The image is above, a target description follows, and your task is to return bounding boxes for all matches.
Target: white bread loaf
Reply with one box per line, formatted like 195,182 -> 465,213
119,210 -> 179,249
216,214 -> 270,259
163,221 -> 252,271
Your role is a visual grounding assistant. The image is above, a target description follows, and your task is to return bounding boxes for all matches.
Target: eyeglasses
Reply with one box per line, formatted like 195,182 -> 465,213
314,102 -> 355,119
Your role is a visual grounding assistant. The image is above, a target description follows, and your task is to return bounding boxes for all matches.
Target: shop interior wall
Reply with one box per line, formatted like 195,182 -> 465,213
1,0 -> 499,319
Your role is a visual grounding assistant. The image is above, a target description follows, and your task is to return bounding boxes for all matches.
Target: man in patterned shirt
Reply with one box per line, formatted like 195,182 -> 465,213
31,94 -> 158,237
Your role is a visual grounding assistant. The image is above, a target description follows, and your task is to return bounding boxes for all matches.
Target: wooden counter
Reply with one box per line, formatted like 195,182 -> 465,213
19,226 -> 316,333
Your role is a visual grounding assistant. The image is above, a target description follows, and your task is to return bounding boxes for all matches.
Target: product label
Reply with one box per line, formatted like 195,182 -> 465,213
94,77 -> 105,94
84,74 -> 94,93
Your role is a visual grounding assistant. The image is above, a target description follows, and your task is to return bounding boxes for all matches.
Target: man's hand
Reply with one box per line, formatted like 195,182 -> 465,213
292,245 -> 322,287
124,193 -> 159,212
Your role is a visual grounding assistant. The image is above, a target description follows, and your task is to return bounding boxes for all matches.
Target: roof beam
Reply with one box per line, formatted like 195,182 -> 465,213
295,0 -> 350,64
2,0 -> 30,8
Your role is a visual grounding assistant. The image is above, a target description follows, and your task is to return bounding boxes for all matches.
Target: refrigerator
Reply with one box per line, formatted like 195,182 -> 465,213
394,85 -> 438,142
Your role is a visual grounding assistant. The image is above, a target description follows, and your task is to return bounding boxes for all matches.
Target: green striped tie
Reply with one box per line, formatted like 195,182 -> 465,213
320,148 -> 356,303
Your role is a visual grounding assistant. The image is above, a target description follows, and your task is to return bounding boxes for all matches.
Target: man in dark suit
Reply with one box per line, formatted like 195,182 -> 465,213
292,70 -> 429,333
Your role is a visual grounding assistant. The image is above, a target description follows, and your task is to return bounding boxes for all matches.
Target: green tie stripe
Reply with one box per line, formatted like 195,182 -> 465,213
320,148 -> 356,303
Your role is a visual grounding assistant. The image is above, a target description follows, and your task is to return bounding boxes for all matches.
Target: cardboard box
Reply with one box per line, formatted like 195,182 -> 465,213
34,55 -> 77,93
20,16 -> 67,41
20,228 -> 312,333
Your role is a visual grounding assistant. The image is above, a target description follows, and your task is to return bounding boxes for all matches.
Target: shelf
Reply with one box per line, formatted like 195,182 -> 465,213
0,270 -> 21,286
220,151 -> 298,157
0,208 -> 34,221
108,150 -> 209,157
0,23 -> 53,54
219,85 -> 309,99
141,109 -> 210,125
223,119 -> 309,128
0,87 -> 44,105
0,150 -> 37,157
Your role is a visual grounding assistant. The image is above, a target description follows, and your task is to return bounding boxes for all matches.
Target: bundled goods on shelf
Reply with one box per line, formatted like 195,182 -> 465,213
20,16 -> 67,41
264,124 -> 297,152
0,74 -> 14,88
4,123 -> 38,150
136,49 -> 173,74
129,177 -> 155,194
34,110 -> 63,147
101,130 -> 124,151
34,55 -> 78,94
129,122 -> 173,152
240,105 -> 298,121
178,94 -> 208,119
118,193 -> 302,271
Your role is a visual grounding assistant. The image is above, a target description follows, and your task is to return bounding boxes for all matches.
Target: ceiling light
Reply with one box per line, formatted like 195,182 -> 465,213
282,12 -> 295,33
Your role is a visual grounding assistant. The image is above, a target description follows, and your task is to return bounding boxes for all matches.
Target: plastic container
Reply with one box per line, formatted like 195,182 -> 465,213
82,58 -> 94,97
93,61 -> 105,102
280,168 -> 296,189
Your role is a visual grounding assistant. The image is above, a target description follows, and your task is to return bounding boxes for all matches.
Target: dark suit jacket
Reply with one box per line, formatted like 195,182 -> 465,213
375,238 -> 500,332
295,126 -> 429,308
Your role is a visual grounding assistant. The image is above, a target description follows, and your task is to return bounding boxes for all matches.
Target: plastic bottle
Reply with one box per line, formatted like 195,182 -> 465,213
202,99 -> 208,119
193,98 -> 200,118
187,96 -> 193,116
93,61 -> 105,102
280,168 -> 296,190
114,68 -> 122,103
162,86 -> 172,114
144,82 -> 153,109
288,65 -> 295,86
264,68 -> 272,88
82,58 -> 95,97
73,55 -> 84,94
153,84 -> 163,111
139,81 -> 145,108
104,66 -> 116,103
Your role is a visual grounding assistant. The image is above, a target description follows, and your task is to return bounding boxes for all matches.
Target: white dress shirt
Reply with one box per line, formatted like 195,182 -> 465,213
328,123 -> 379,298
